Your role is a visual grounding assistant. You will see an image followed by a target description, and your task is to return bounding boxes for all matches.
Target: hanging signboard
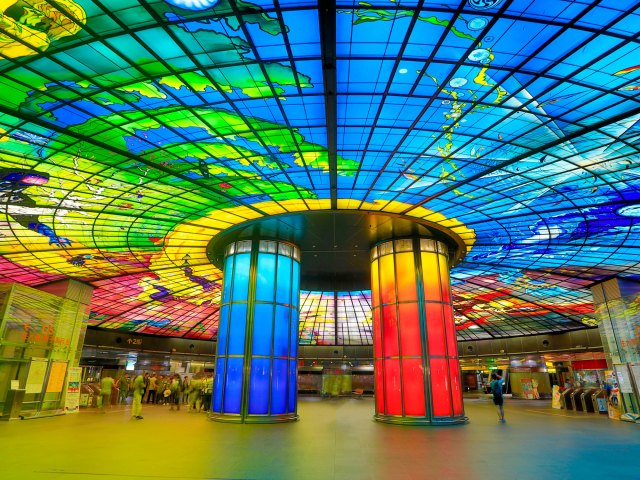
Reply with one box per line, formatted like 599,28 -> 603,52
64,367 -> 82,413
25,358 -> 48,394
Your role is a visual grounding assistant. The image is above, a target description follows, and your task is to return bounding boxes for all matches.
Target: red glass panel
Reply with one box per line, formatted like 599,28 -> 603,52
425,303 -> 446,356
395,252 -> 417,302
429,358 -> 452,417
402,358 -> 426,416
421,252 -> 440,302
375,359 -> 384,413
449,359 -> 464,416
384,359 -> 402,415
382,304 -> 399,357
443,305 -> 457,356
398,302 -> 421,356
438,254 -> 451,302
373,307 -> 382,358
379,255 -> 397,305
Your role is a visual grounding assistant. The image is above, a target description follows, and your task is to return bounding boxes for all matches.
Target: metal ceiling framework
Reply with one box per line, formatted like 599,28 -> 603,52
0,0 -> 639,343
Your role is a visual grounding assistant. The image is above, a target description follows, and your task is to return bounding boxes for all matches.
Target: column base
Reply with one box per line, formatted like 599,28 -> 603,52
208,412 -> 299,424
374,414 -> 468,426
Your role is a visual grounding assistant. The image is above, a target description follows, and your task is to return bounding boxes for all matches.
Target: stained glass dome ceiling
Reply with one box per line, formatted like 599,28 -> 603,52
1,0 -> 639,343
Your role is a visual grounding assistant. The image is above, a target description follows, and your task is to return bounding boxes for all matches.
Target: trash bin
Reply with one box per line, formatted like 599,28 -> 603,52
1,389 -> 26,420
592,390 -> 608,414
561,388 -> 574,410
581,388 -> 599,412
571,388 -> 585,411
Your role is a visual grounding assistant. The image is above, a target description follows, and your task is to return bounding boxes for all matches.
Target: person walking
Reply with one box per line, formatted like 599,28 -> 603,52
490,373 -> 506,423
131,373 -> 145,420
117,373 -> 130,404
169,375 -> 182,411
100,374 -> 114,412
147,373 -> 157,404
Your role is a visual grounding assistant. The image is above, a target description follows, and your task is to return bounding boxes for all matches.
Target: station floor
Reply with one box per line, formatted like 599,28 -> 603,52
1,396 -> 639,480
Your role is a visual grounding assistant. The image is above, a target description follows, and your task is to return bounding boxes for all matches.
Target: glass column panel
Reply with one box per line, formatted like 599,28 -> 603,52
379,254 -> 397,305
217,305 -> 229,354
371,259 -> 380,308
275,256 -> 293,304
398,302 -> 421,357
274,305 -> 291,357
223,357 -> 244,414
438,255 -> 451,301
271,359 -> 288,414
426,303 -> 446,357
444,306 -> 457,355
384,358 -> 402,415
402,358 -> 426,416
288,360 -> 297,413
248,358 -> 270,414
450,359 -> 464,416
222,256 -> 234,300
430,358 -> 452,417
421,253 -> 440,302
395,251 -> 417,301
256,254 -> 276,302
375,359 -> 384,413
373,306 -> 382,358
231,253 -> 251,300
291,261 -> 301,308
382,304 -> 399,357
213,357 -> 225,412
227,304 -> 247,355
252,303 -> 273,356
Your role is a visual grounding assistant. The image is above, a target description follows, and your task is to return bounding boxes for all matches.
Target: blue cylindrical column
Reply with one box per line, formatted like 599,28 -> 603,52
211,239 -> 301,423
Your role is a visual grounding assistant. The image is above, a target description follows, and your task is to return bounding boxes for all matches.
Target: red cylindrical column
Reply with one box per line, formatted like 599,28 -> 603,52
370,238 -> 467,425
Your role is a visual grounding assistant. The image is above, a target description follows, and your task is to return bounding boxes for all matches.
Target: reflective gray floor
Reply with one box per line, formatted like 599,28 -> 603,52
1,396 -> 639,480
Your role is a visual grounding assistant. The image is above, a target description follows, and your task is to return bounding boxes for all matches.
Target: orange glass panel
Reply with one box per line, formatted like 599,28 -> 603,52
395,251 -> 417,302
398,302 -> 421,357
421,252 -> 441,302
449,359 -> 464,416
402,358 -> 426,416
382,304 -> 399,357
371,259 -> 380,308
425,303 -> 446,356
438,254 -> 451,302
430,358 -> 452,417
379,255 -> 397,306
384,359 -> 402,415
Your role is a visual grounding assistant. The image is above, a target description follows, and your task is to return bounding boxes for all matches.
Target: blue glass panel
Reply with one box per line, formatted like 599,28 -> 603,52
231,253 -> 251,301
222,255 -> 234,302
274,305 -> 291,358
276,256 -> 292,305
288,359 -> 297,413
213,357 -> 226,413
290,309 -> 299,358
227,303 -> 247,355
291,261 -> 301,308
248,358 -> 271,415
216,305 -> 229,355
271,359 -> 288,415
223,358 -> 244,414
252,303 -> 274,356
255,253 -> 276,302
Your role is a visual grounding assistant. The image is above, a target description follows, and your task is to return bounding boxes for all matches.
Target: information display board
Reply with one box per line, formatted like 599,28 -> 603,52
46,361 -> 68,394
25,358 -> 48,395
65,367 -> 81,413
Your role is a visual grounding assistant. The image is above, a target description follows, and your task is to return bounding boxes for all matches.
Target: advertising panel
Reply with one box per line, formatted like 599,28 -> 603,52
65,367 -> 82,413
25,358 -> 48,395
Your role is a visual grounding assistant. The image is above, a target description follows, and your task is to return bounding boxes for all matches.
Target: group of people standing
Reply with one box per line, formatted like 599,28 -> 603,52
100,371 -> 214,420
